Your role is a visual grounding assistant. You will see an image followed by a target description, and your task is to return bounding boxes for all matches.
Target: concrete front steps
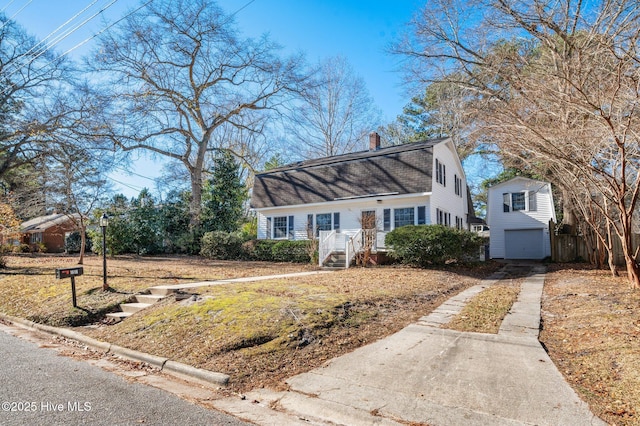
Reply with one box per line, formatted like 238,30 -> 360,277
323,251 -> 347,268
105,287 -> 175,323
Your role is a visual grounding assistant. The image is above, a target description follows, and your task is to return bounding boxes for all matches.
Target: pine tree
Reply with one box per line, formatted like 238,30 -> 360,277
201,152 -> 247,233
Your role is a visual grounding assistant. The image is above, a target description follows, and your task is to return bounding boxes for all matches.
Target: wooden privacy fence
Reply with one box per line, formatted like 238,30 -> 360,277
550,227 -> 640,265
550,233 -> 590,263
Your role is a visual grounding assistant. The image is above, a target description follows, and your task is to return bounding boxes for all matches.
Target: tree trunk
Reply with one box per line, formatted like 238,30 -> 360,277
562,188 -> 577,235
190,173 -> 202,229
77,224 -> 86,265
624,255 -> 640,289
619,224 -> 640,289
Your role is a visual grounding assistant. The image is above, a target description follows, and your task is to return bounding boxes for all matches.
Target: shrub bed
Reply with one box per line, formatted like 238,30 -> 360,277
202,233 -> 314,263
385,225 -> 483,267
200,231 -> 244,260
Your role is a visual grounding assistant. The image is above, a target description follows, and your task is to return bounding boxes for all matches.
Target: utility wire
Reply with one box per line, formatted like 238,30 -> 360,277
15,0 -> 103,67
0,0 -> 16,14
0,0 -> 122,96
0,0 -> 31,29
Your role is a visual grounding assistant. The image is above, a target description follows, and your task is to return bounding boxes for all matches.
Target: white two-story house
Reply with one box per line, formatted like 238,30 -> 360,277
487,176 -> 556,260
250,132 -> 472,267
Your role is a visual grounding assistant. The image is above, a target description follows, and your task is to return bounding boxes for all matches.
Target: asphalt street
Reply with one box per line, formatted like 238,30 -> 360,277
0,324 -> 248,426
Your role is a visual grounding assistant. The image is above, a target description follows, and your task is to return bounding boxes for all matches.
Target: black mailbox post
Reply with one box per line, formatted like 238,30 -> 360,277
55,267 -> 83,308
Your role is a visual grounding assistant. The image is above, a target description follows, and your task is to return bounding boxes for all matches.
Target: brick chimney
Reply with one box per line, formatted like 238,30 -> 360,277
369,132 -> 380,151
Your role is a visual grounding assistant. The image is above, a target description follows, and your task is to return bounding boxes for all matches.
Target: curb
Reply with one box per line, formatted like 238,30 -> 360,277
164,360 -> 230,386
109,344 -> 168,369
0,313 -> 230,387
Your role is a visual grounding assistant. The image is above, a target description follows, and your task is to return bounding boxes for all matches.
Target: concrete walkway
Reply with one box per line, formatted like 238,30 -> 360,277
150,270 -> 333,292
213,264 -> 606,426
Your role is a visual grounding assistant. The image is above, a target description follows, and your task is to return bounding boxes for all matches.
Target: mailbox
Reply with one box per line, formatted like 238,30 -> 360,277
56,267 -> 84,279
55,267 -> 84,308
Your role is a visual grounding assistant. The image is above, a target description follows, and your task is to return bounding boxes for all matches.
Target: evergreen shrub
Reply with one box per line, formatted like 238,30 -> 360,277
200,231 -> 244,260
385,225 -> 483,267
242,239 -> 311,263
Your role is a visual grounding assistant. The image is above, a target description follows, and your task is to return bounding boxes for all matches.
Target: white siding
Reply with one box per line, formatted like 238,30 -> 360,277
431,140 -> 469,229
487,177 -> 556,259
255,195 -> 433,242
254,139 -> 470,243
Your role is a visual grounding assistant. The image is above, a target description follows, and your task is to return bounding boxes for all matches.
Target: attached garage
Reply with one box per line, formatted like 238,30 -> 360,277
504,229 -> 544,260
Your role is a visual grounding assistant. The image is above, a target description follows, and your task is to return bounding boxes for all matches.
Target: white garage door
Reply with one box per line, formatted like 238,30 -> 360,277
505,229 -> 544,259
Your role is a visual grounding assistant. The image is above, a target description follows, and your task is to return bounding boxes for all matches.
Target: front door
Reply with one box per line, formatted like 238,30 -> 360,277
361,210 -> 377,250
361,210 -> 376,229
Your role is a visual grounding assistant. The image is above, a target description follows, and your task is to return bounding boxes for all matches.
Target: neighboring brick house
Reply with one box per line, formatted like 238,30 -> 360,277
19,213 -> 82,253
251,133 -> 473,267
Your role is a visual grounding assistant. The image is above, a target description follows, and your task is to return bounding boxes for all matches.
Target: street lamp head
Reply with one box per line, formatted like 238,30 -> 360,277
100,213 -> 109,228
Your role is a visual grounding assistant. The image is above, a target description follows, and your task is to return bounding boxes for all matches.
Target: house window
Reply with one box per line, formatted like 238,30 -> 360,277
436,159 -> 446,186
512,192 -> 526,211
316,213 -> 332,235
503,193 -> 510,212
436,208 -> 451,227
528,191 -> 537,212
394,208 -> 415,228
417,206 -> 426,225
503,191 -> 534,213
306,214 -> 314,238
288,215 -> 294,239
333,212 -> 340,231
383,209 -> 391,232
30,233 -> 43,244
454,174 -> 463,197
455,216 -> 463,230
273,216 -> 288,239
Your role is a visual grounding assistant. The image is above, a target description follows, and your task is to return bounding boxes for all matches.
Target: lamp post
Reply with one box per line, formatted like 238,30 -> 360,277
100,213 -> 109,291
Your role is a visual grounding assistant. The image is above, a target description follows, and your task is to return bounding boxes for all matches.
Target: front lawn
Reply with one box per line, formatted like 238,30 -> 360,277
541,265 -> 640,426
5,254 -> 636,426
0,253 -> 498,392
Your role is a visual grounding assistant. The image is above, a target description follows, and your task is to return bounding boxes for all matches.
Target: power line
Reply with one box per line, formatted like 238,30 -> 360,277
113,164 -> 157,182
0,0 -> 31,29
15,0 -> 104,67
57,0 -> 151,61
0,0 -> 16,14
0,0 -> 123,96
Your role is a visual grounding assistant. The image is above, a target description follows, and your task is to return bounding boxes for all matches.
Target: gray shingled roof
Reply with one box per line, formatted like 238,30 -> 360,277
251,139 -> 445,209
21,213 -> 82,233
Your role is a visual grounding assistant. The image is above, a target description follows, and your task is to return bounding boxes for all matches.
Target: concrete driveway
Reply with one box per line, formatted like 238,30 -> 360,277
213,264 -> 605,426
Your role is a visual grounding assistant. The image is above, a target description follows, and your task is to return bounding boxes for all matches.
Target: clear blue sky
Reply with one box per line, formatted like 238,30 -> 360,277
5,0 -> 426,197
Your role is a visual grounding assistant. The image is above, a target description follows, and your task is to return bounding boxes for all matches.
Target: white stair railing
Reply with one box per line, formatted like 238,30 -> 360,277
346,230 -> 363,269
318,230 -> 337,267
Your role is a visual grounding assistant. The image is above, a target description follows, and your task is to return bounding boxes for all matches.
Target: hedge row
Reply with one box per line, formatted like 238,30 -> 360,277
385,225 -> 484,267
200,231 -> 315,263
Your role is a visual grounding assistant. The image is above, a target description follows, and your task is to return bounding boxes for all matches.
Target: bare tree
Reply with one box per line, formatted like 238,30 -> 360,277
0,14 -> 74,195
286,55 -> 382,159
46,143 -> 113,264
87,0 -> 309,228
397,0 -> 640,288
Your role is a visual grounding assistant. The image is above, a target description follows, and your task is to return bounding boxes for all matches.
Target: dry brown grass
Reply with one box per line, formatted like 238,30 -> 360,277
445,281 -> 522,334
0,253 -> 499,393
6,254 -> 637,425
0,253 -> 317,326
541,264 -> 640,426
